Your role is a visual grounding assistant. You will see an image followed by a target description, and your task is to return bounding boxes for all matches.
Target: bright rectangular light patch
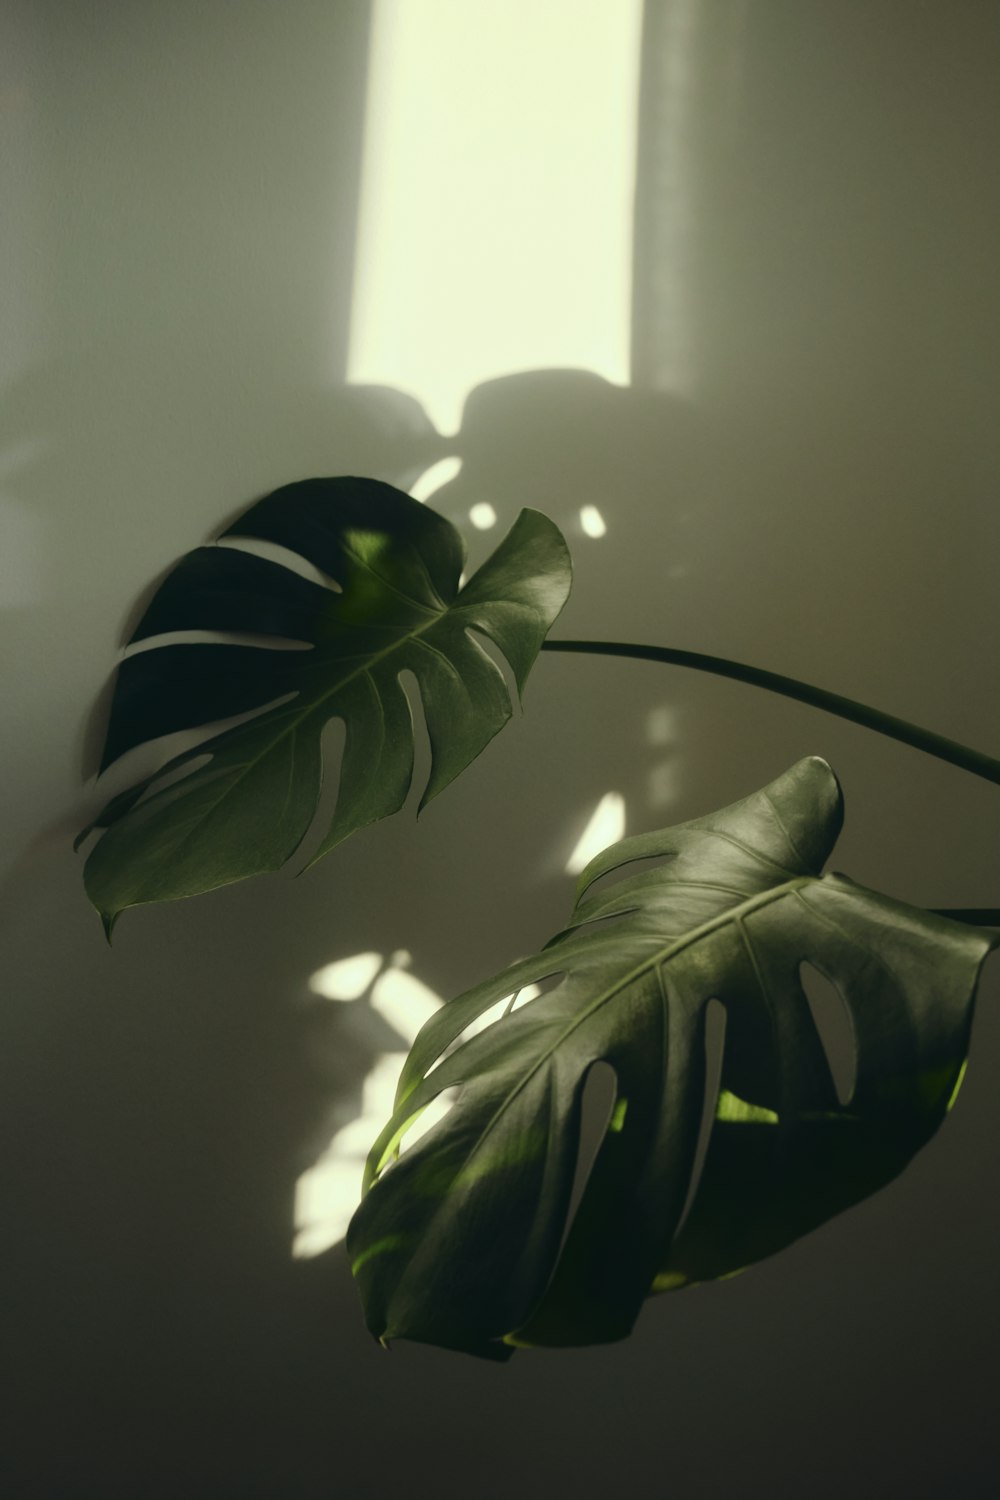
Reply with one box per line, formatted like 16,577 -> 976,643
348,0 -> 643,435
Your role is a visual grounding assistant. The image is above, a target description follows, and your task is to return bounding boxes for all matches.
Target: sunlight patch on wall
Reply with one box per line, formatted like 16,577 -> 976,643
369,966 -> 443,1039
294,1053 -> 401,1259
294,952 -> 445,1258
469,502 -> 497,530
347,0 -> 643,435
410,456 -> 462,502
579,504 -> 608,539
309,951 -> 383,1000
565,792 -> 627,875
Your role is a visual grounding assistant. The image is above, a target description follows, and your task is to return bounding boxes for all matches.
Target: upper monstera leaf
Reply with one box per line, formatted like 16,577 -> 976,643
347,758 -> 996,1359
79,477 -> 570,933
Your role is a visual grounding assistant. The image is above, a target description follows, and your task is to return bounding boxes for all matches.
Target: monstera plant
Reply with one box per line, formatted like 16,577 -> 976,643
79,475 -> 999,1357
78,479 -> 569,935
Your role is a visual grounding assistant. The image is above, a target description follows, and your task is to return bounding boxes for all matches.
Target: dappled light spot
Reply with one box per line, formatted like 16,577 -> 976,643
579,504 -> 607,538
410,456 -> 462,502
294,1053 -> 405,1258
565,792 -> 626,875
715,1090 -> 778,1125
294,1156 -> 368,1259
646,704 -> 682,808
647,705 -> 680,746
309,951 -> 383,1001
648,760 -> 681,810
370,966 -> 444,1045
469,502 -> 498,531
800,962 -> 857,1105
293,954 -> 444,1257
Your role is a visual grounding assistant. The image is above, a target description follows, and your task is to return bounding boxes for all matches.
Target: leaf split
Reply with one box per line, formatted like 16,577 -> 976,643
347,758 -> 996,1357
78,477 -> 571,929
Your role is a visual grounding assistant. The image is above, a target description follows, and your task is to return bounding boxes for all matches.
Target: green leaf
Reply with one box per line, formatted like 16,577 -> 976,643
347,758 -> 996,1358
80,477 -> 571,932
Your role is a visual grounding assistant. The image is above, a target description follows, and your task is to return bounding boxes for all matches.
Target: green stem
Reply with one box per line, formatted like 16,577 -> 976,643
541,639 -> 1000,787
930,910 -> 1000,927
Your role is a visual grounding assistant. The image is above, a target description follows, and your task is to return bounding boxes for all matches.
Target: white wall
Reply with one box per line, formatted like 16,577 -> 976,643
3,3 -> 999,1496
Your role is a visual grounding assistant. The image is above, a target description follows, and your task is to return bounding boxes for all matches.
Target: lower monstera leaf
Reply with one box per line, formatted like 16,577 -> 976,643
77,477 -> 570,933
347,758 -> 996,1358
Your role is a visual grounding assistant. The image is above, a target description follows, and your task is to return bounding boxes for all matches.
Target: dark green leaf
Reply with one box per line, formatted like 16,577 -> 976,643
80,477 -> 571,932
347,758 -> 996,1358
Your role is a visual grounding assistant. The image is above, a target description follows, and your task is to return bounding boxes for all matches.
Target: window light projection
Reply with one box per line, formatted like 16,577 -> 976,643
293,952 -> 445,1258
347,0 -> 643,436
565,792 -> 627,876
579,504 -> 608,538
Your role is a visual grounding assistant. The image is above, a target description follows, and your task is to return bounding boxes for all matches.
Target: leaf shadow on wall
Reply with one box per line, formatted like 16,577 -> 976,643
0,363 -> 712,1498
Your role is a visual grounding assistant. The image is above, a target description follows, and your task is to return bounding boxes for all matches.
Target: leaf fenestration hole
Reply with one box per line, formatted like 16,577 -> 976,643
216,535 -> 343,592
397,668 -> 432,810
427,972 -> 562,1070
448,995 -> 518,1048
558,1060 -> 618,1256
509,976 -> 556,1011
675,998 -> 727,1238
392,1086 -> 459,1161
465,623 -> 518,702
132,752 -> 214,802
800,962 -> 857,1105
124,629 -> 314,657
98,691 -> 300,791
293,716 -> 348,867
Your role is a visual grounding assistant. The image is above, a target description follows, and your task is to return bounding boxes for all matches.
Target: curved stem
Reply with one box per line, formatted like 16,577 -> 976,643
541,639 -> 1000,787
930,909 -> 1000,927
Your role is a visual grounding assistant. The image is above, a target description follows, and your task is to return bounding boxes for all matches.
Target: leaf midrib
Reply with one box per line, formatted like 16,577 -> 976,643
376,875 -> 816,1187
109,589 -> 463,885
